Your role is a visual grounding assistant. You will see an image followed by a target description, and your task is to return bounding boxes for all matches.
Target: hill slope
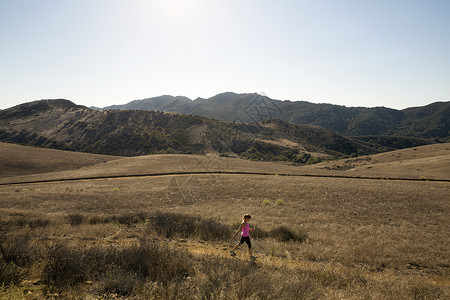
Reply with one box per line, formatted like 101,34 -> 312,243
102,93 -> 449,138
0,99 -> 378,161
1,142 -> 448,185
0,142 -> 120,178
304,142 -> 450,180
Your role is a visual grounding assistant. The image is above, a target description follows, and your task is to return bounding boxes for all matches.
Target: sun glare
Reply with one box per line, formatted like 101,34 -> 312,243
160,0 -> 202,18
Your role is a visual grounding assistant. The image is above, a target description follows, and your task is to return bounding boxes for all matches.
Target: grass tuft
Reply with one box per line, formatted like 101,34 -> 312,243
68,213 -> 85,226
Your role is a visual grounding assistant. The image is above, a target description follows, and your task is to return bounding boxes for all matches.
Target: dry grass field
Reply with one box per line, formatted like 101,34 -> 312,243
305,143 -> 450,181
0,143 -> 449,299
0,142 -> 121,178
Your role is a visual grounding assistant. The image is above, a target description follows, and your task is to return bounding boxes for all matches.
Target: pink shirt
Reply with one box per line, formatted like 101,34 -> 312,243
241,223 -> 250,237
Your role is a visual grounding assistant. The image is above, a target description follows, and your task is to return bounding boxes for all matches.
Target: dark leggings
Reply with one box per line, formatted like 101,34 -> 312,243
239,236 -> 252,249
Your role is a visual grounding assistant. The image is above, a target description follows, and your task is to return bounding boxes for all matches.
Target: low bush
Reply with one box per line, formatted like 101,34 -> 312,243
250,225 -> 269,239
42,243 -> 87,288
88,215 -> 112,225
97,267 -> 138,296
270,225 -> 308,242
0,258 -> 24,286
41,239 -> 193,294
195,218 -> 233,241
28,217 -> 50,228
275,198 -> 284,206
0,234 -> 34,267
0,234 -> 34,286
111,213 -> 148,225
149,212 -> 232,241
68,213 -> 85,226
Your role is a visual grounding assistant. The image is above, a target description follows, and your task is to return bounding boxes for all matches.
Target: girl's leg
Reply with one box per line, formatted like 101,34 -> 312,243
246,238 -> 254,258
230,243 -> 240,256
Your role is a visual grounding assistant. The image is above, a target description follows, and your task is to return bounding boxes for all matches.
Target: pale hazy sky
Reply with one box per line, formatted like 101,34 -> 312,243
1,0 -> 449,110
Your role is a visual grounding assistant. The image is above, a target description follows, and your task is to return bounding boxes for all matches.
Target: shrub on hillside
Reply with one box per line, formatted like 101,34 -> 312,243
41,240 -> 193,294
270,226 -> 308,242
149,212 -> 232,241
0,258 -> 24,286
68,213 -> 85,226
262,199 -> 271,206
0,234 -> 34,286
275,198 -> 284,206
42,243 -> 87,288
0,234 -> 34,267
111,213 -> 148,225
97,267 -> 138,296
28,217 -> 50,228
88,215 -> 112,225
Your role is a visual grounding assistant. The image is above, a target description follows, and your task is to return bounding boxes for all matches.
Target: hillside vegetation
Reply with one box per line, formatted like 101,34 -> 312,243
101,92 -> 449,139
0,99 -> 381,161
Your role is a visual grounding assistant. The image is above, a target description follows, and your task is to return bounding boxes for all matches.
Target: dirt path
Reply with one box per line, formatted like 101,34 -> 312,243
1,171 -> 449,186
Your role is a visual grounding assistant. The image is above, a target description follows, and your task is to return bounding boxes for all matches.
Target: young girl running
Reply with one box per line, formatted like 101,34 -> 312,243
230,214 -> 257,260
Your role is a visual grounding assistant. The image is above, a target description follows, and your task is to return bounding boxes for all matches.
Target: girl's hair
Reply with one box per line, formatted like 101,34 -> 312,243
243,214 -> 251,219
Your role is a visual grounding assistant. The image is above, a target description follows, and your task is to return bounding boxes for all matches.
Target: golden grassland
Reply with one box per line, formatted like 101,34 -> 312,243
0,142 -> 120,178
0,143 -> 449,299
1,142 -> 449,185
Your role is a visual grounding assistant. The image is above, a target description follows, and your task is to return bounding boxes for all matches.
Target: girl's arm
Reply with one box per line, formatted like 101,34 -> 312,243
232,222 -> 245,237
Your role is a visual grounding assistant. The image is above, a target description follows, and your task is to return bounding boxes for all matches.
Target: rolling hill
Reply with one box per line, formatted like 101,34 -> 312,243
101,92 -> 449,139
1,142 -> 448,185
304,142 -> 450,180
0,141 -> 120,178
0,99 -> 380,161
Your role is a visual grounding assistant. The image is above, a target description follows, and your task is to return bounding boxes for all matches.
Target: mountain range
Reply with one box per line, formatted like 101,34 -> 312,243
0,95 -> 447,163
100,92 -> 449,139
0,99 -> 399,162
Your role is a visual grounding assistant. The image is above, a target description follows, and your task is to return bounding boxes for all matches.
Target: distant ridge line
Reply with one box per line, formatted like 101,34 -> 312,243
1,171 -> 448,186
